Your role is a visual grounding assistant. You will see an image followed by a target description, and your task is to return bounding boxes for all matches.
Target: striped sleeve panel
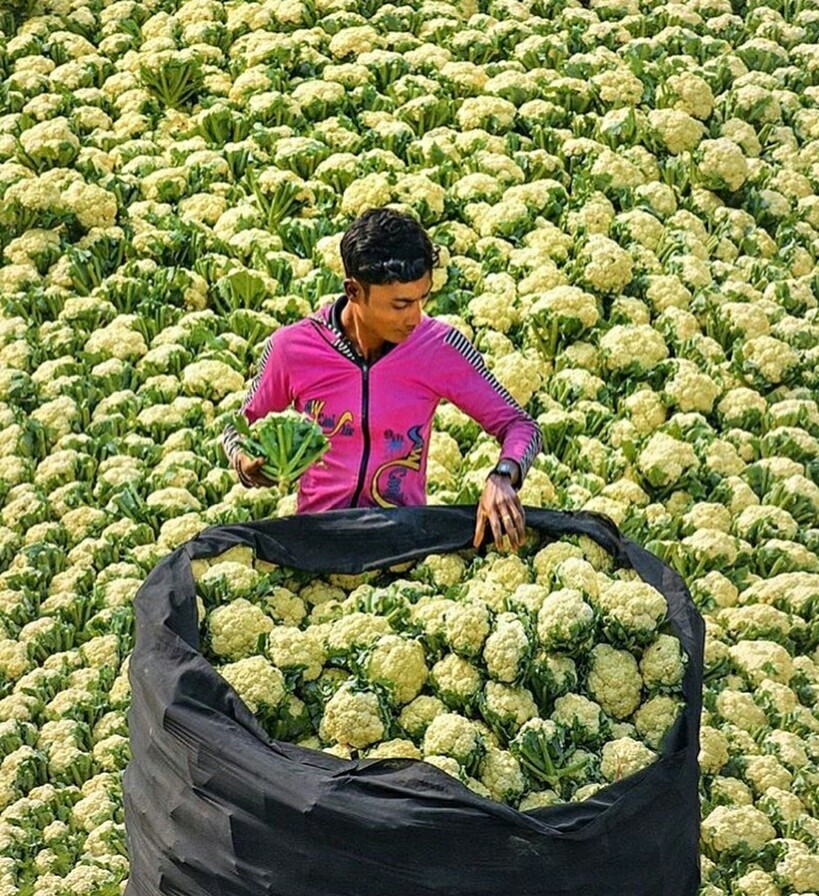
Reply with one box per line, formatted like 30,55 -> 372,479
221,422 -> 242,467
443,329 -> 519,403
518,425 -> 543,481
240,331 -> 276,413
220,332 -> 277,485
221,423 -> 254,487
442,328 -> 543,482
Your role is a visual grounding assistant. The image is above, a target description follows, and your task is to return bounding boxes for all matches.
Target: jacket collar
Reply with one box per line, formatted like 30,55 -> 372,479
311,295 -> 398,363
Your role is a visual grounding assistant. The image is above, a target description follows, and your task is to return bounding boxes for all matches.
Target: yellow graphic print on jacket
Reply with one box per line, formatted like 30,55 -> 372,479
305,399 -> 354,438
372,425 -> 424,508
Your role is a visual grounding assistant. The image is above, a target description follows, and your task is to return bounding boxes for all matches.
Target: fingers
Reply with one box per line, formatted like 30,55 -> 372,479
479,479 -> 526,551
496,509 -> 517,550
505,501 -> 525,551
250,466 -> 277,487
476,507 -> 523,552
472,510 -> 486,549
236,452 -> 275,488
475,508 -> 506,552
238,453 -> 265,473
474,503 -> 504,551
247,467 -> 273,485
487,504 -> 504,550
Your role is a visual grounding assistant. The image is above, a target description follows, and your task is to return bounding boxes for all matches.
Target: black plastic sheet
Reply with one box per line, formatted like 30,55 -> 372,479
123,506 -> 704,896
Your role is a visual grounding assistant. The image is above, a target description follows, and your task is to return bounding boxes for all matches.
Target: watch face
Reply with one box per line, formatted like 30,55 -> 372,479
495,462 -> 514,476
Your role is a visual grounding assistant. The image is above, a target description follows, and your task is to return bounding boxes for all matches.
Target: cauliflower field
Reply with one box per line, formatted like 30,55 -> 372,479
0,0 -> 818,893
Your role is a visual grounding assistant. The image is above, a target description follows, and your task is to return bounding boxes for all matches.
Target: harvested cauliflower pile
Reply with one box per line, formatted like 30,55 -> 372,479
195,534 -> 687,809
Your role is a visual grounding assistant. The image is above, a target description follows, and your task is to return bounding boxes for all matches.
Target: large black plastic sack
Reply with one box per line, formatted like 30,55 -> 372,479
123,506 -> 704,896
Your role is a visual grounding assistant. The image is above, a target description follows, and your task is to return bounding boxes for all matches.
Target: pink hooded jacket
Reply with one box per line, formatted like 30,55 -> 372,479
222,296 -> 543,513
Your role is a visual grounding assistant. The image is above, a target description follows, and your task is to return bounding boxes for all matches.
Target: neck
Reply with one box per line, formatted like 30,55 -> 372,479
340,301 -> 383,363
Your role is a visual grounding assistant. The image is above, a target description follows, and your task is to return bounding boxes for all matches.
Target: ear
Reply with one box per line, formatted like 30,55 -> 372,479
344,277 -> 369,305
344,277 -> 364,304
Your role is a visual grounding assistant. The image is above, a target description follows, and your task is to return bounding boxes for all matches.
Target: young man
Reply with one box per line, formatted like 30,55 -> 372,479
222,207 -> 543,551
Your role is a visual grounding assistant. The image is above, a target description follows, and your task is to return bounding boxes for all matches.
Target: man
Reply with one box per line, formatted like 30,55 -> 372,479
222,207 -> 543,551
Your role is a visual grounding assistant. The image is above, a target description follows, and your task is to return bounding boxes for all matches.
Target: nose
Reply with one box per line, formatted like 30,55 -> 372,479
407,302 -> 422,326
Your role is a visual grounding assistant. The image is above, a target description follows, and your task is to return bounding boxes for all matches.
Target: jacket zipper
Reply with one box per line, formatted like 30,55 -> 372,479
350,360 -> 369,507
311,303 -> 386,508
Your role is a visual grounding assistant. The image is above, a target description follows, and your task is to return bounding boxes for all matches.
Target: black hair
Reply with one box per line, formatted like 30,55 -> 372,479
340,207 -> 440,294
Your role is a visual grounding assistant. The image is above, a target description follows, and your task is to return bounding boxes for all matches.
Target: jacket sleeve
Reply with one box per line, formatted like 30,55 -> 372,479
221,328 -> 292,483
437,328 -> 543,484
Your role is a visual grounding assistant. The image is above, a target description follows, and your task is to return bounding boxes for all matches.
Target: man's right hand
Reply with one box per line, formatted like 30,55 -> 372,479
235,452 -> 277,488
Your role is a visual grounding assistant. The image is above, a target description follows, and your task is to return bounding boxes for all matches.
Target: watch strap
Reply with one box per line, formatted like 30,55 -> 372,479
489,459 -> 521,490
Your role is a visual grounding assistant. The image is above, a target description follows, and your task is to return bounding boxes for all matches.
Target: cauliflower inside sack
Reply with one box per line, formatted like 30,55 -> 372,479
195,532 -> 686,810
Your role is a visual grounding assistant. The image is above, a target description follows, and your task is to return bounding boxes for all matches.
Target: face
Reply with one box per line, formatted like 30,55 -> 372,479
345,273 -> 432,344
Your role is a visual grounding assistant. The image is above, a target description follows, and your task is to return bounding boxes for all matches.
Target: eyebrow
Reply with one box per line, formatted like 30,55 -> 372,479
395,289 -> 431,302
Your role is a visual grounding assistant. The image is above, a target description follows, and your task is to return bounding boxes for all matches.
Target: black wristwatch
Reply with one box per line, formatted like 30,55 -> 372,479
490,459 -> 520,489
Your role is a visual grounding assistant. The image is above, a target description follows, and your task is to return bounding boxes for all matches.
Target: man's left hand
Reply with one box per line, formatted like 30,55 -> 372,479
473,472 -> 526,551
